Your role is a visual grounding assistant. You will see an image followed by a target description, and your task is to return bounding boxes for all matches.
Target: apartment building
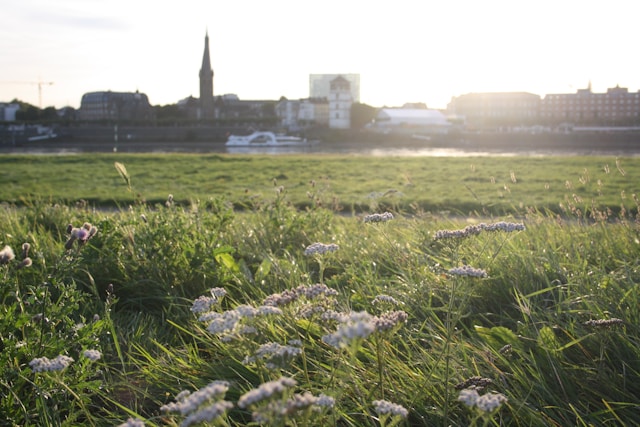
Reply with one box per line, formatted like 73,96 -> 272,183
541,85 -> 640,126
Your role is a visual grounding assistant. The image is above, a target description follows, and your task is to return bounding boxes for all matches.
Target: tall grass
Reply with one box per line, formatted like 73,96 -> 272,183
0,155 -> 638,426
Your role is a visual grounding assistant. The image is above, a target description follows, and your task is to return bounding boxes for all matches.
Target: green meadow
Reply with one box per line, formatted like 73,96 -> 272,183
0,153 -> 639,426
1,153 -> 639,215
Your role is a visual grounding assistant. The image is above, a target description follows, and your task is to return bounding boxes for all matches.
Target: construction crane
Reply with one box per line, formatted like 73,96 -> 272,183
1,80 -> 54,108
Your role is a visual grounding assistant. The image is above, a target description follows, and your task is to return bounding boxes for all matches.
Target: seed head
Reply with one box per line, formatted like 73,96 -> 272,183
0,245 -> 15,264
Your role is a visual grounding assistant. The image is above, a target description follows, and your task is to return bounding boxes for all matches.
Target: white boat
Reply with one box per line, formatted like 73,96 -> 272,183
226,131 -> 317,147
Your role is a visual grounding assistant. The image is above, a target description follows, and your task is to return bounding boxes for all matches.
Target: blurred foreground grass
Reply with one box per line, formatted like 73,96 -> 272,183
0,154 -> 639,426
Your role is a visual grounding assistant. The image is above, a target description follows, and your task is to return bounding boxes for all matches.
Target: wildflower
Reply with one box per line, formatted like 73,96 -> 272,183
21,242 -> 30,258
295,283 -> 339,299
455,376 -> 493,390
481,221 -> 525,233
304,242 -> 339,256
298,303 -> 329,319
458,389 -> 508,413
180,401 -> 233,427
65,222 -> 98,250
434,222 -> 525,240
372,399 -> 409,418
263,289 -> 299,307
447,265 -> 487,278
83,349 -> 102,362
322,311 -> 376,349
372,294 -> 402,306
434,224 -> 483,240
285,392 -> 320,411
238,377 -> 297,408
245,342 -> 302,369
29,355 -> 74,372
583,318 -> 624,328
264,283 -> 338,308
191,296 -> 216,314
17,257 -> 32,269
191,295 -> 221,314
476,392 -> 508,412
364,212 -> 394,223
161,381 -> 230,416
0,245 -> 15,264
117,418 -> 145,427
316,393 -> 336,409
458,388 -> 479,407
250,391 -> 335,424
201,310 -> 242,335
140,213 -> 148,223
373,311 -> 408,333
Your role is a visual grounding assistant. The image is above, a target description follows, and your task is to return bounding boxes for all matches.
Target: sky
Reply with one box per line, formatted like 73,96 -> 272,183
1,0 -> 639,110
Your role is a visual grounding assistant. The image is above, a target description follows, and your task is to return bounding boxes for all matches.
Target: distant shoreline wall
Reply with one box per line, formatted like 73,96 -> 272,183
60,126 -> 241,143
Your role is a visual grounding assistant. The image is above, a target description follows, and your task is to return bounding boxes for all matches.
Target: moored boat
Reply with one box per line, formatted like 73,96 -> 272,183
226,131 -> 318,147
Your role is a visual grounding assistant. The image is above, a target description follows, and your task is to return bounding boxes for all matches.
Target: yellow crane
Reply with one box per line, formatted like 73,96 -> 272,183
1,80 -> 54,108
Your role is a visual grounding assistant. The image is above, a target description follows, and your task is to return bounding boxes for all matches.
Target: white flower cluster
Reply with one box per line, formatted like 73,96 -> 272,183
29,355 -> 74,372
447,265 -> 488,278
583,318 -> 624,328
116,418 -> 145,427
0,245 -> 15,264
481,221 -> 526,232
244,342 -> 303,369
372,294 -> 403,306
198,303 -> 282,339
458,389 -> 508,412
180,401 -> 233,427
322,311 -> 376,348
82,349 -> 102,362
190,288 -> 227,314
372,399 -> 409,418
363,212 -> 394,223
161,381 -> 232,427
304,242 -> 339,256
238,377 -> 297,408
263,283 -> 338,307
373,311 -> 409,332
321,309 -> 409,348
434,222 -> 525,240
251,391 -> 335,423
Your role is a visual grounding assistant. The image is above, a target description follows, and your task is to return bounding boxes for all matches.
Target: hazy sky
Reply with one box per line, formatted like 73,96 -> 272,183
1,0 -> 638,110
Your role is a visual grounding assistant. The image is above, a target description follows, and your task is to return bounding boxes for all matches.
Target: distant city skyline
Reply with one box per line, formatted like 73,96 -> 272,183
1,0 -> 639,110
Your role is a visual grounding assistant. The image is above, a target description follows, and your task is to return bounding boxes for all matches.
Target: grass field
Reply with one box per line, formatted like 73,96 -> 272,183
0,153 -> 639,426
1,153 -> 639,216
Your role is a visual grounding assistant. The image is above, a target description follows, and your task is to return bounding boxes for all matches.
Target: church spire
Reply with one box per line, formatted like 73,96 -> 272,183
199,30 -> 214,119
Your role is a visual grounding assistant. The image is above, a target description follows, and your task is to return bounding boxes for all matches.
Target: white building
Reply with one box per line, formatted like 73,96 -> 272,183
371,108 -> 451,134
310,74 -> 360,103
328,76 -> 352,129
275,98 -> 329,130
0,103 -> 20,121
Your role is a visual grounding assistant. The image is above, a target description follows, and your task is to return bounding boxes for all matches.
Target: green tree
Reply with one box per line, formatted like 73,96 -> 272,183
351,102 -> 378,129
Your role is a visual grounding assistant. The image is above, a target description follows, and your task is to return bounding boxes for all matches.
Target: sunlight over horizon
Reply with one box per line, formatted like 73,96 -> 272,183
1,0 -> 639,109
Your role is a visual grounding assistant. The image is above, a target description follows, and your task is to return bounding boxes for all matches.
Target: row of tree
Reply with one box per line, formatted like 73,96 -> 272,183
3,99 -> 380,129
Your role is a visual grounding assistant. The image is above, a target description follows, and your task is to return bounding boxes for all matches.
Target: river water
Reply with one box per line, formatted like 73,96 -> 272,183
2,136 -> 640,157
